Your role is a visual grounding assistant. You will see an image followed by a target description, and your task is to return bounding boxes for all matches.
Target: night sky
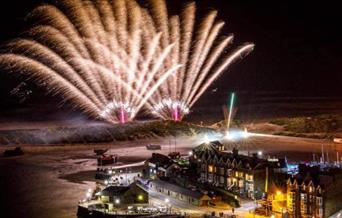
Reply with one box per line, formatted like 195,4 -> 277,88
0,0 -> 341,122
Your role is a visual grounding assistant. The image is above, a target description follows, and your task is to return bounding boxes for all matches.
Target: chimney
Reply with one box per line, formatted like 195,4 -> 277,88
232,148 -> 239,157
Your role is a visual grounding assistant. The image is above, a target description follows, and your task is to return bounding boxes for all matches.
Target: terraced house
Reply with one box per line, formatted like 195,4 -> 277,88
286,165 -> 342,218
190,141 -> 287,200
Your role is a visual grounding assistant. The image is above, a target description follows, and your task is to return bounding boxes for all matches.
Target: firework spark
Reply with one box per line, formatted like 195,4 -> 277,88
0,0 -> 180,124
0,0 -> 253,124
147,0 -> 254,121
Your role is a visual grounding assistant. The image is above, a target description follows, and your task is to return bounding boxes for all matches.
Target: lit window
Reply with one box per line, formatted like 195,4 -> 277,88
227,178 -> 231,186
208,165 -> 214,173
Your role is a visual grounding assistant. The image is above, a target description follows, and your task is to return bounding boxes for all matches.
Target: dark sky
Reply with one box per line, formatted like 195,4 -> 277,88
0,0 -> 341,122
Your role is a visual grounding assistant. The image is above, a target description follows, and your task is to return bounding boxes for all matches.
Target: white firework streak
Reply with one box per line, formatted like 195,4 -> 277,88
145,0 -> 254,121
0,0 -> 254,123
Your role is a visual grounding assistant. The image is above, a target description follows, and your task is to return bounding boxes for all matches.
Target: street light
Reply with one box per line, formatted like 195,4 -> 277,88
225,131 -> 232,140
204,134 -> 210,144
164,198 -> 169,203
188,151 -> 193,156
257,151 -> 263,156
115,199 -> 120,204
86,192 -> 91,198
243,128 -> 249,138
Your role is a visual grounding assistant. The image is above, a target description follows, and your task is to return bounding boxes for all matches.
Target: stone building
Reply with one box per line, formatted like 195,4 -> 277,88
190,141 -> 287,200
286,165 -> 342,218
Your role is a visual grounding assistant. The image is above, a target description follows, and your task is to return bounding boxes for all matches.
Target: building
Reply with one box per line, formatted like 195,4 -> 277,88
286,165 -> 342,218
190,141 -> 287,200
149,179 -> 211,207
97,183 -> 148,207
144,153 -> 181,179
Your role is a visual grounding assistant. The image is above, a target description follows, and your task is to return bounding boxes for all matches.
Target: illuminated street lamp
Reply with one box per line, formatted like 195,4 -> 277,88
243,128 -> 249,138
164,198 -> 169,203
188,151 -> 193,156
204,134 -> 210,144
115,199 -> 120,204
86,192 -> 91,198
257,151 -> 263,156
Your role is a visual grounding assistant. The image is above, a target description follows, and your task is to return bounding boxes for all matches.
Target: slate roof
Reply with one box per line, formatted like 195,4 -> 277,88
100,185 -> 130,196
151,179 -> 209,200
147,153 -> 174,169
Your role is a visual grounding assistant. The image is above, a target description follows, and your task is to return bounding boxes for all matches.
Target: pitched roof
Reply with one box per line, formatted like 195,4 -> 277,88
100,185 -> 130,196
147,153 -> 174,168
151,179 -> 209,199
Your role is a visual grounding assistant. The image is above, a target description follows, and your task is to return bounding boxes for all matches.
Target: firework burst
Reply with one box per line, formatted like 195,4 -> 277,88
147,0 -> 254,121
0,0 -> 181,124
0,0 -> 253,124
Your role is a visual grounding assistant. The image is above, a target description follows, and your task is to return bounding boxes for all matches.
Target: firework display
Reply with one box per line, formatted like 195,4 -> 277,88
0,0 -> 254,123
148,0 -> 254,121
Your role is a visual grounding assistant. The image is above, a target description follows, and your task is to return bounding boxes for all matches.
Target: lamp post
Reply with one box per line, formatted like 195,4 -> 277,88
164,198 -> 170,214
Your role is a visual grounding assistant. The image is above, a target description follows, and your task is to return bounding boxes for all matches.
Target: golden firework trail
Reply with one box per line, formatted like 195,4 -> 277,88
148,0 -> 254,121
0,0 -> 254,123
0,0 -> 180,124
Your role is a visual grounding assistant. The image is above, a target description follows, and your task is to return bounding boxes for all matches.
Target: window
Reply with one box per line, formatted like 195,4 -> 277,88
316,197 -> 322,206
239,180 -> 244,188
208,174 -> 213,183
301,193 -> 307,202
227,169 -> 232,176
201,164 -> 206,171
208,165 -> 214,173
219,167 -> 224,175
245,174 -> 253,181
220,176 -> 224,184
201,172 -> 206,181
233,178 -> 237,186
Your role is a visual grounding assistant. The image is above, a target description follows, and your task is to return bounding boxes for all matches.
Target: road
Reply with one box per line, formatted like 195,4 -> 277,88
147,187 -> 258,217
